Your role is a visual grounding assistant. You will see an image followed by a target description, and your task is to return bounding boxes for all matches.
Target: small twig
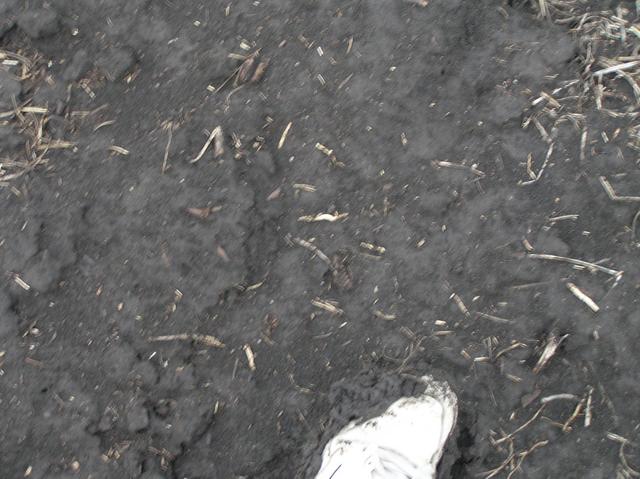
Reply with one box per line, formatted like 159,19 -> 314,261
599,176 -> 640,203
290,236 -> 332,266
520,142 -> 554,185
506,440 -> 549,479
527,253 -> 623,277
483,446 -> 515,479
493,406 -> 546,446
566,282 -> 600,312
562,398 -> 585,432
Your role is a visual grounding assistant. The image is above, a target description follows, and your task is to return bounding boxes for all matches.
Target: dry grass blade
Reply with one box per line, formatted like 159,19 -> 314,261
0,49 -> 33,68
108,145 -> 130,156
0,48 -> 77,185
599,176 -> 640,203
290,236 -> 331,265
527,252 -> 623,277
562,398 -> 585,432
493,406 -> 546,446
278,121 -> 292,149
520,143 -> 554,185
506,440 -> 549,479
162,122 -> 173,173
540,393 -> 579,404
533,333 -> 568,374
190,126 -> 222,163
148,333 -> 225,348
298,212 -> 348,222
311,298 -> 344,315
594,60 -> 640,77
293,183 -> 316,192
432,160 -> 485,177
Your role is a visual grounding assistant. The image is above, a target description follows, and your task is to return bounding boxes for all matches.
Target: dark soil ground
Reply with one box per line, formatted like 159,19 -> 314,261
2,0 -> 640,478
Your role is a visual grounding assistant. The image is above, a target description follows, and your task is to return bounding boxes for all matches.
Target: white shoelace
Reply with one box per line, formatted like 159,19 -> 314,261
325,439 -> 425,478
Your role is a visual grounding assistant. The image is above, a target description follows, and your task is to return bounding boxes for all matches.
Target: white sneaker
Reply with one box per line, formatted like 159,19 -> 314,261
315,376 -> 457,479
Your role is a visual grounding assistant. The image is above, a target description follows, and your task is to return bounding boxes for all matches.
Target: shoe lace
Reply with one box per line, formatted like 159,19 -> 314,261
331,439 -> 425,479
